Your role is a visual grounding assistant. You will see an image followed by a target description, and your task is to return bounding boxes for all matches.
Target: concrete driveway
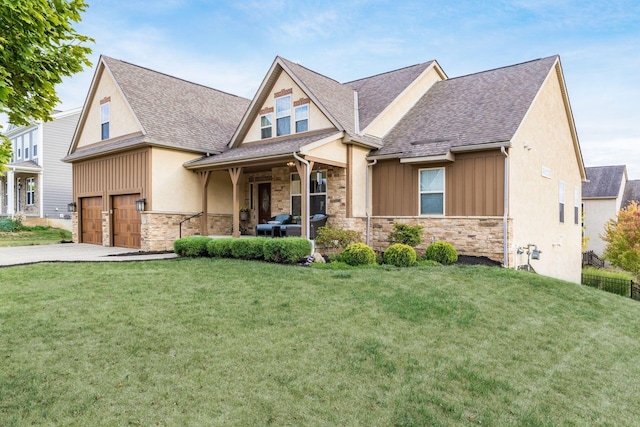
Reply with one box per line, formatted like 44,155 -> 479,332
0,243 -> 177,267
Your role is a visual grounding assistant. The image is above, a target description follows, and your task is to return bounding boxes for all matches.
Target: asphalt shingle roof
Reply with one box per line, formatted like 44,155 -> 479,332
583,165 -> 626,198
375,55 -> 559,158
622,179 -> 640,208
346,61 -> 435,130
102,56 -> 250,154
187,130 -> 341,168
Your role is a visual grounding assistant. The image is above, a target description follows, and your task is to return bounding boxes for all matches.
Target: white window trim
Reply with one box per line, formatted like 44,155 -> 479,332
294,104 -> 309,134
559,181 -> 565,223
419,167 -> 445,216
260,113 -> 273,139
100,102 -> 110,140
275,95 -> 292,136
26,177 -> 35,206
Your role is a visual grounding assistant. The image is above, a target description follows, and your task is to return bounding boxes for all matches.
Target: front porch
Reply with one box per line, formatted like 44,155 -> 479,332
0,162 -> 43,217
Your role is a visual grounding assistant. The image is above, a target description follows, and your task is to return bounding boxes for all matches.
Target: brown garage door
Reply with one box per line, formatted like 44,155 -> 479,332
81,196 -> 102,245
112,194 -> 141,249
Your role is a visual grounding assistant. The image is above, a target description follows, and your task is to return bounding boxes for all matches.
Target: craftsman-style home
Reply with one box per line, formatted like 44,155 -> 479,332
64,54 -> 585,282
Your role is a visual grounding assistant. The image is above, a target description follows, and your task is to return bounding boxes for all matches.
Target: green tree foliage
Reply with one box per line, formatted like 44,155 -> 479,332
602,201 -> 640,279
0,0 -> 93,170
388,222 -> 423,247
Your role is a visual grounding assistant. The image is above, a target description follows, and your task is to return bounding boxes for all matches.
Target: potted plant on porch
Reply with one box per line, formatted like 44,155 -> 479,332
239,207 -> 249,221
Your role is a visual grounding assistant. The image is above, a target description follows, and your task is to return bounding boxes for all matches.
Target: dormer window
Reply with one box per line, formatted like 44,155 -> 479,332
261,114 -> 272,139
275,95 -> 291,136
100,101 -> 110,140
295,104 -> 309,133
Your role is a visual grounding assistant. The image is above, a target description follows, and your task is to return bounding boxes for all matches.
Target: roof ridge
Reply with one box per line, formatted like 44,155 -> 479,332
102,55 -> 249,101
586,165 -> 626,169
277,56 -> 345,87
446,55 -> 559,81
344,61 -> 434,85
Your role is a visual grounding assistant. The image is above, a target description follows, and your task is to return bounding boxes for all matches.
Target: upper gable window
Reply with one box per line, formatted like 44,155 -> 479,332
276,95 -> 291,136
559,181 -> 565,223
261,114 -> 272,139
100,102 -> 110,140
295,105 -> 309,133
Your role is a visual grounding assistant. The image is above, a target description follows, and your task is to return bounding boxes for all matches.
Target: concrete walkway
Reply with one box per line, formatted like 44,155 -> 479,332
0,243 -> 178,267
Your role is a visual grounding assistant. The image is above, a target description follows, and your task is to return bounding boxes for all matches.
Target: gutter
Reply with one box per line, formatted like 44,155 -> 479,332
501,146 -> 509,268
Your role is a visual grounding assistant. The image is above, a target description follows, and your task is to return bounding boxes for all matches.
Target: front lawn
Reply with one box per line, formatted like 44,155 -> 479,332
1,259 -> 639,425
0,226 -> 71,247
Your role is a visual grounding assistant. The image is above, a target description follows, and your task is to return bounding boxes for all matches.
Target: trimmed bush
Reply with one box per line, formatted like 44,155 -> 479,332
424,241 -> 458,265
173,236 -> 211,258
341,243 -> 376,266
0,218 -> 22,232
231,238 -> 267,260
315,226 -> 362,249
384,243 -> 417,267
263,237 -> 311,264
388,222 -> 423,247
207,238 -> 235,258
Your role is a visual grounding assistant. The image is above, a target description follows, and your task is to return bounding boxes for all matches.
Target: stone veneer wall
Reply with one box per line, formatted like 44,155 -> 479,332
369,216 -> 512,264
71,212 -> 78,242
141,212 -> 233,251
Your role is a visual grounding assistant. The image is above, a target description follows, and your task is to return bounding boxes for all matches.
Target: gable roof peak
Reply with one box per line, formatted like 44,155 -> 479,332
344,60 -> 438,85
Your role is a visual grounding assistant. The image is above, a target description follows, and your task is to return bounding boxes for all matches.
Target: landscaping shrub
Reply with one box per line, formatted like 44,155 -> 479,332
341,243 -> 376,266
424,241 -> 458,265
0,218 -> 22,232
263,237 -> 311,264
231,238 -> 267,260
315,226 -> 362,250
173,236 -> 211,257
384,243 -> 417,267
207,238 -> 235,258
388,222 -> 423,247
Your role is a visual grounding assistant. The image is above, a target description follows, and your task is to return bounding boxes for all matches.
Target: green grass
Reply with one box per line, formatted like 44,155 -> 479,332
1,259 -> 639,426
0,226 -> 72,247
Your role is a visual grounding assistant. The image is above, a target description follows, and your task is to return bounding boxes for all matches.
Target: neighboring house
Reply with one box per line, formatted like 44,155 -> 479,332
582,165 -> 640,257
65,55 -> 585,283
1,108 -> 81,228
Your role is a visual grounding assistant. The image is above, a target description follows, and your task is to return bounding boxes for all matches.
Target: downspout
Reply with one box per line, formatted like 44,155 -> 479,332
365,159 -> 377,245
501,146 -> 509,268
292,151 -> 313,252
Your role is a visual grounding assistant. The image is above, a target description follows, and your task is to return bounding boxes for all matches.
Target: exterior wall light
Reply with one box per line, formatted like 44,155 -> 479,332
286,161 -> 295,167
135,198 -> 146,212
67,202 -> 77,213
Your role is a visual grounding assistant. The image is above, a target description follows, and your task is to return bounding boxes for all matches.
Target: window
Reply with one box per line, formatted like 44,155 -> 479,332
16,136 -> 22,160
26,178 -> 35,205
574,186 -> 580,225
100,102 -> 110,140
290,170 -> 327,216
276,95 -> 291,136
559,181 -> 565,223
419,168 -> 445,215
260,114 -> 272,139
23,132 -> 30,160
295,104 -> 309,133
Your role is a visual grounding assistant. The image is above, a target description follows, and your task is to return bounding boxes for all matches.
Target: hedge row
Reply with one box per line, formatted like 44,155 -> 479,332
173,236 -> 312,264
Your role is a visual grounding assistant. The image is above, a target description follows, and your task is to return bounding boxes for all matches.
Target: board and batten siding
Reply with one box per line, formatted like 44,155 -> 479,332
372,151 -> 505,217
42,111 -> 80,217
72,148 -> 150,211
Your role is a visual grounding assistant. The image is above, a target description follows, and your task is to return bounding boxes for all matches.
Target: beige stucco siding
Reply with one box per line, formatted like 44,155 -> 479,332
303,138 -> 347,165
510,64 -> 583,283
582,198 -> 617,256
75,67 -> 142,148
151,147 -> 234,214
243,71 -> 333,143
351,146 -> 370,217
363,64 -> 444,138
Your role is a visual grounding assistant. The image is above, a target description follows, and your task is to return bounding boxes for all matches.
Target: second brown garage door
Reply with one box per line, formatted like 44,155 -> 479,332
112,194 -> 141,249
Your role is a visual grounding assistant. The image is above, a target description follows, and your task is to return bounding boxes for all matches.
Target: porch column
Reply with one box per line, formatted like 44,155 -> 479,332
228,167 -> 243,238
199,171 -> 211,236
6,169 -> 14,216
295,160 -> 314,239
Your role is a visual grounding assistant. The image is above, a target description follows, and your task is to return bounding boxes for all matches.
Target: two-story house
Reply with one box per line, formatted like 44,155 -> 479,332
1,108 -> 81,229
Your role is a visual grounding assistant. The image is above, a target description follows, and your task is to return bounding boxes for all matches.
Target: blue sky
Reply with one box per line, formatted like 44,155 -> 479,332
47,0 -> 640,177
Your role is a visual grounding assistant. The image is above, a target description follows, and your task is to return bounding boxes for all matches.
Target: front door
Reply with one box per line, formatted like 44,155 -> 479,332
258,183 -> 271,224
